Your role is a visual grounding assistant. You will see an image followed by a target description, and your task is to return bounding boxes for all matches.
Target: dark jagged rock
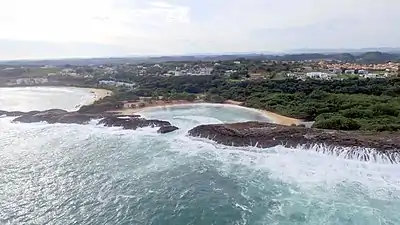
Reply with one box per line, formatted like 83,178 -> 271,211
188,122 -> 400,154
157,125 -> 179,134
78,102 -> 123,114
12,109 -> 95,124
6,108 -> 175,131
117,114 -> 141,118
98,117 -> 171,130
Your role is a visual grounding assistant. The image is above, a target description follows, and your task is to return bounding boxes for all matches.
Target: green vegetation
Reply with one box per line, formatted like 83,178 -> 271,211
337,74 -> 359,79
23,68 -> 61,77
243,91 -> 400,131
114,76 -> 400,132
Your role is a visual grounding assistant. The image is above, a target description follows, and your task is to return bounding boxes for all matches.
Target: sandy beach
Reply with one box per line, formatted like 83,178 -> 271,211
259,110 -> 302,126
225,100 -> 303,125
90,88 -> 113,101
111,100 -> 303,126
74,88 -> 113,109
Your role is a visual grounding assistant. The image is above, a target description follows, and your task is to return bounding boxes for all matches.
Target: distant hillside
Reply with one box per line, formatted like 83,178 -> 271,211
356,52 -> 398,64
276,52 -> 400,63
288,47 -> 400,54
1,51 -> 399,66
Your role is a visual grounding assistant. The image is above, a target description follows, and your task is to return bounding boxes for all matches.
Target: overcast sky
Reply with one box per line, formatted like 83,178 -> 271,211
0,0 -> 399,59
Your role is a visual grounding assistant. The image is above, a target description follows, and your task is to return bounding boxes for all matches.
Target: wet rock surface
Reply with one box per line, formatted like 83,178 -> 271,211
188,122 -> 400,154
98,116 -> 171,130
12,109 -> 100,124
157,125 -> 179,134
3,109 -> 176,131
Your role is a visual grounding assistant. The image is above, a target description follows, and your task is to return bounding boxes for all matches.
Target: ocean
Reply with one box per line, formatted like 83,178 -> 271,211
1,87 -> 400,225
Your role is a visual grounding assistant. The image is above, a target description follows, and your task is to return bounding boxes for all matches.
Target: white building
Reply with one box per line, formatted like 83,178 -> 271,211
41,65 -> 55,68
2,67 -> 15,71
60,68 -> 76,76
344,70 -> 355,74
358,69 -> 368,75
15,78 -> 48,85
362,73 -> 378,79
98,80 -> 135,87
306,72 -> 335,80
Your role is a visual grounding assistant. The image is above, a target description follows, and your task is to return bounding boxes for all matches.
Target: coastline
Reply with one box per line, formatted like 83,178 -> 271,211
109,100 -> 303,126
88,88 -> 112,103
0,85 -> 300,125
225,100 -> 303,126
0,86 -> 112,103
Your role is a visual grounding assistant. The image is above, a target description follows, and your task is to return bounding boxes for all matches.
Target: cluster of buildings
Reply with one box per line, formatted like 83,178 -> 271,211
283,60 -> 400,80
162,66 -> 213,76
98,80 -> 135,88
4,59 -> 398,86
129,64 -> 214,77
46,65 -> 118,79
6,78 -> 49,85
287,70 -> 388,80
320,61 -> 400,73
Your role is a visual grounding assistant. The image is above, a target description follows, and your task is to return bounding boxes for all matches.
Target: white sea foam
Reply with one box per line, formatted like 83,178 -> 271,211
163,128 -> 400,194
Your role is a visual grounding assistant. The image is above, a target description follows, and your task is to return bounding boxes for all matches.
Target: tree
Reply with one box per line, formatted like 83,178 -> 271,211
230,73 -> 240,80
371,104 -> 399,117
205,94 -> 226,103
313,116 -> 361,130
186,94 -> 196,101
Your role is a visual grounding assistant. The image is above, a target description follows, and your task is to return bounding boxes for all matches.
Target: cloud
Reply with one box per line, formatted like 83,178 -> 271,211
148,1 -> 174,8
0,0 -> 399,59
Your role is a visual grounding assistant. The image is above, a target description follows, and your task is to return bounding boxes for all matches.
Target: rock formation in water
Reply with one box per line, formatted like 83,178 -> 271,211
3,109 -> 178,133
188,122 -> 400,154
12,109 -> 101,124
78,101 -> 124,114
99,116 -> 171,130
157,125 -> 179,134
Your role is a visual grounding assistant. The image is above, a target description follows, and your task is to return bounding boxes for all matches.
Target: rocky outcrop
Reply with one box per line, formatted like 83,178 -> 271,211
157,125 -> 179,134
12,109 -> 99,124
98,116 -> 171,130
78,101 -> 123,114
188,122 -> 400,154
3,109 -> 177,132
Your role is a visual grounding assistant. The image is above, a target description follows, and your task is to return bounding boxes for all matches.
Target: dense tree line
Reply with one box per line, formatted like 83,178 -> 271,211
128,76 -> 400,98
243,91 -> 400,131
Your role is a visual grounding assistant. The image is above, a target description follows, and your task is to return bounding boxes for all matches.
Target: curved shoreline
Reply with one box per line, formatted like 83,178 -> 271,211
87,88 -> 112,104
109,101 -> 303,126
0,86 -> 300,125
0,86 -> 113,112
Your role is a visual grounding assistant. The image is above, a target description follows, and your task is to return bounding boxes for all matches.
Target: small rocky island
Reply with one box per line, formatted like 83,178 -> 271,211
1,109 -> 179,134
188,122 -> 400,159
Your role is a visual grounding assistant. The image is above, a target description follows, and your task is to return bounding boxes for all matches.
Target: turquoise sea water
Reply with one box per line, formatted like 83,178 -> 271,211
1,87 -> 400,225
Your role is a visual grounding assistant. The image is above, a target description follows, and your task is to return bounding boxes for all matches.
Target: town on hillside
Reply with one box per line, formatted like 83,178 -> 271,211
0,52 -> 400,87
